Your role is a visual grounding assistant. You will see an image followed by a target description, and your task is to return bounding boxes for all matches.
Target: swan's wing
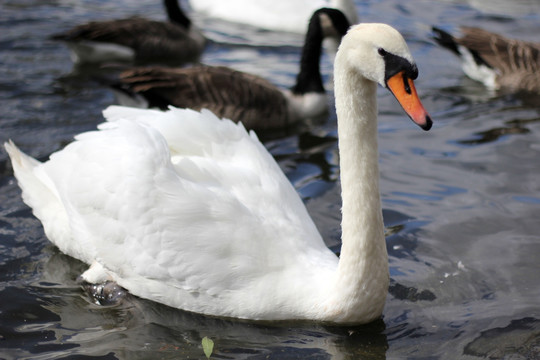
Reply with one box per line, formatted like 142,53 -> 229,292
188,0 -> 357,33
116,66 -> 290,129
26,106 -> 332,309
188,0 -> 329,33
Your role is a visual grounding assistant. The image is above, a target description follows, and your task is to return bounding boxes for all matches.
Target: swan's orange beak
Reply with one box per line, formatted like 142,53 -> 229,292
386,71 -> 432,131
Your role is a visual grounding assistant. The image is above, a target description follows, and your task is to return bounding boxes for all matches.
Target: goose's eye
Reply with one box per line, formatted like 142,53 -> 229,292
378,48 -> 387,56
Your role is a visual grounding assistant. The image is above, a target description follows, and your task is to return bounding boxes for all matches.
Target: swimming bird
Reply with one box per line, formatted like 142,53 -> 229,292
6,23 -> 432,324
432,26 -> 540,93
51,0 -> 206,65
188,0 -> 357,35
110,8 -> 351,131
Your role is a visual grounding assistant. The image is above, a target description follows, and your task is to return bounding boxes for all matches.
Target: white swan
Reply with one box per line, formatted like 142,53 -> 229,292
6,23 -> 432,324
51,0 -> 206,65
188,0 -> 358,34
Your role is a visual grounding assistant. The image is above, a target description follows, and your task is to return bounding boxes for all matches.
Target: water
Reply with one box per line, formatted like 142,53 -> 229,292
1,0 -> 540,358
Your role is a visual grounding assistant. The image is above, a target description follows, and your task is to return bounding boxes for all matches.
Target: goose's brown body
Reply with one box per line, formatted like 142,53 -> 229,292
433,26 -> 540,92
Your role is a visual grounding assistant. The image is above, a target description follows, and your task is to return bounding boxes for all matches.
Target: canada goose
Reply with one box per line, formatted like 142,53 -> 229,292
112,8 -> 351,131
432,26 -> 540,93
52,0 -> 206,65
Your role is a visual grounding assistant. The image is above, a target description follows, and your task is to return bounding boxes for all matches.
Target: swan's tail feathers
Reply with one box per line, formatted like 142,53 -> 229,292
5,140 -> 42,209
4,141 -> 62,222
4,140 -> 41,173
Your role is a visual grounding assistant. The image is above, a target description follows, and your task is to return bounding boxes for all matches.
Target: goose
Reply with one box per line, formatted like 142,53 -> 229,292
6,23 -> 432,324
110,8 -> 351,131
432,26 -> 540,93
51,0 -> 206,65
188,0 -> 358,35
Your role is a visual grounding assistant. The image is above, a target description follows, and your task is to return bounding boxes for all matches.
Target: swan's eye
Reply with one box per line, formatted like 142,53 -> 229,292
378,48 -> 387,56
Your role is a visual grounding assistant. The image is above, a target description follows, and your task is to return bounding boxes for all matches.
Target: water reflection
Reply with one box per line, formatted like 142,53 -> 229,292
464,317 -> 540,359
466,0 -> 540,17
32,248 -> 390,360
457,125 -> 531,145
388,282 -> 436,303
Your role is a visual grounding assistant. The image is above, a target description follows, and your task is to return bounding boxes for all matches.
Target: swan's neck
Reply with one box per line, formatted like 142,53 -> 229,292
291,14 -> 325,95
164,0 -> 191,29
328,59 -> 389,322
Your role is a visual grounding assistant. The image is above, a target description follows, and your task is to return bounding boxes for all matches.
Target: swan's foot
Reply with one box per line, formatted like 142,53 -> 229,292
76,261 -> 126,305
82,281 -> 127,306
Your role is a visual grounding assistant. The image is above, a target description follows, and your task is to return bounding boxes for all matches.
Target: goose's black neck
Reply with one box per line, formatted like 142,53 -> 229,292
164,0 -> 191,28
291,8 -> 349,95
291,11 -> 326,95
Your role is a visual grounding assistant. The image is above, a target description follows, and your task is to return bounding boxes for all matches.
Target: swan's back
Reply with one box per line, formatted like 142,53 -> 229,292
6,106 -> 338,319
188,0 -> 357,34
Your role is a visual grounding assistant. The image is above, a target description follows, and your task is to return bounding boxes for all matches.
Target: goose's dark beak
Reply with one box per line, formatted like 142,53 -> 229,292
386,71 -> 432,131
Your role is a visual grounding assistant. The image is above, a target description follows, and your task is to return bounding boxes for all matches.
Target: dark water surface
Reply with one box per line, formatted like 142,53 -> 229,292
1,0 -> 540,359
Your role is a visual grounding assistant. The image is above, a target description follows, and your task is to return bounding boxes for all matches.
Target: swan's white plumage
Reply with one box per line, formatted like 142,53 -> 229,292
6,23 -> 431,323
7,107 -> 339,319
189,0 -> 358,34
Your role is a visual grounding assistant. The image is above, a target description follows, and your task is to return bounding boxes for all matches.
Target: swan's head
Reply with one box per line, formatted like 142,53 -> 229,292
338,23 -> 433,131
